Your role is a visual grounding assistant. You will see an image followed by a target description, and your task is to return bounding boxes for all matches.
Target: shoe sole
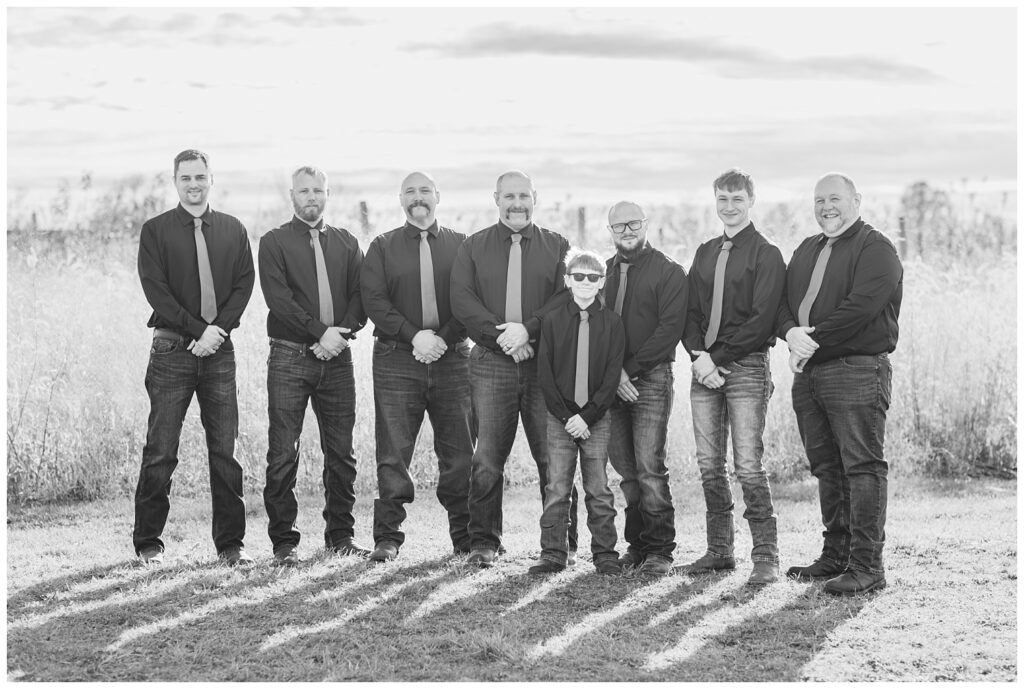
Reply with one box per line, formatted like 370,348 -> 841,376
825,579 -> 887,597
786,572 -> 844,581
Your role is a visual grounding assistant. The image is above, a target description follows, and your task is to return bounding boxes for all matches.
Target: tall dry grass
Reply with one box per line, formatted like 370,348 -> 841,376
6,178 -> 1017,502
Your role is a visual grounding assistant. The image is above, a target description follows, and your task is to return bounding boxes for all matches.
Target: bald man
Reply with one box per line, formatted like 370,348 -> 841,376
603,201 -> 688,576
778,173 -> 903,595
450,170 -> 578,567
360,172 -> 474,562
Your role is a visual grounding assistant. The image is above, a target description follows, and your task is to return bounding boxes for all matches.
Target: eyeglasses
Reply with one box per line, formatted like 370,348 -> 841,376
569,273 -> 604,283
609,218 -> 647,234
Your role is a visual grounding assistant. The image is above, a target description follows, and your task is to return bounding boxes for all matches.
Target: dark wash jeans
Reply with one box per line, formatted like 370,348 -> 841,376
264,339 -> 358,552
466,345 -> 578,552
133,333 -> 245,555
607,362 -> 677,560
540,413 -> 617,567
371,339 -> 474,550
792,353 -> 892,575
690,350 -> 778,564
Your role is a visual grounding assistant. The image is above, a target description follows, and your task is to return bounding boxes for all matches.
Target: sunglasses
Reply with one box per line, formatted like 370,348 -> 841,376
569,272 -> 604,283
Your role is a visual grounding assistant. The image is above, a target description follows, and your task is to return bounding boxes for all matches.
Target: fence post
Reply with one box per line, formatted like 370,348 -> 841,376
897,216 -> 907,259
359,201 -> 370,235
577,207 -> 586,246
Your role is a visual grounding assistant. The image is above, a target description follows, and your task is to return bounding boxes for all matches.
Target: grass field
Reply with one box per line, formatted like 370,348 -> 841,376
6,476 -> 1016,682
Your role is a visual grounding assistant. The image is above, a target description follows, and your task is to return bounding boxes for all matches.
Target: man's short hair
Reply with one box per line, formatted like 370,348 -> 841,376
292,166 -> 329,188
565,248 -> 604,274
713,168 -> 754,197
818,172 -> 858,196
174,149 -> 210,177
495,170 -> 533,192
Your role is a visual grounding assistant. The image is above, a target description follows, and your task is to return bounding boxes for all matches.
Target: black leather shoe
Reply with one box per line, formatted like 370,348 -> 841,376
639,554 -> 673,576
274,544 -> 299,567
679,552 -> 736,574
370,541 -> 399,562
528,559 -> 565,575
328,538 -> 371,558
786,559 -> 846,581
824,570 -> 887,596
595,559 -> 622,575
618,548 -> 645,569
746,561 -> 779,586
467,548 -> 497,567
138,546 -> 164,566
218,546 -> 255,566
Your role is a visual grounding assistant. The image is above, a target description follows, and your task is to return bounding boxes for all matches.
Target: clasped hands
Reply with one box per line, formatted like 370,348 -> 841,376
312,326 -> 352,361
495,322 -> 533,362
691,351 -> 729,389
786,326 -> 818,373
565,414 -> 590,441
412,329 -> 448,364
188,325 -> 227,358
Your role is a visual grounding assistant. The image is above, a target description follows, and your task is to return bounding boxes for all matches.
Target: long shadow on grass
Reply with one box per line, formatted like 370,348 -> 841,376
6,559 -> 176,615
642,581 -> 873,681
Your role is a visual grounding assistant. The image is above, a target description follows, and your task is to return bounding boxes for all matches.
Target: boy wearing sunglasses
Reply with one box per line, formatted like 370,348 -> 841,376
531,249 -> 625,575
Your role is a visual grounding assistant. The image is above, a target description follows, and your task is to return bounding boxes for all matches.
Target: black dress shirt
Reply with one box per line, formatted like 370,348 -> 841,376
538,298 -> 625,426
683,222 -> 786,366
138,204 -> 255,340
361,221 -> 467,346
776,218 -> 903,364
604,244 -> 688,377
450,221 -> 569,351
258,216 -> 366,344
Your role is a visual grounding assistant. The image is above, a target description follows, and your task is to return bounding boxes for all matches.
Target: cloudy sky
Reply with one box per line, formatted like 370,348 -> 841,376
6,6 -> 1016,212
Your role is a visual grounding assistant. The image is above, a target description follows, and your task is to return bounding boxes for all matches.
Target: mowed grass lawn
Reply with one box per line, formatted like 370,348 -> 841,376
7,476 -> 1016,682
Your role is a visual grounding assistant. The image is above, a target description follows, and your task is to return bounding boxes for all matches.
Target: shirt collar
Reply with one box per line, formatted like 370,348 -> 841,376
498,220 -> 535,240
723,221 -> 755,247
567,298 -> 603,316
175,203 -> 212,227
404,220 -> 438,238
293,215 -> 325,232
822,217 -> 864,244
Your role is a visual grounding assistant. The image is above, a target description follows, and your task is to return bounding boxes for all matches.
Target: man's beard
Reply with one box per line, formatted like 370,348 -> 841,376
615,238 -> 647,260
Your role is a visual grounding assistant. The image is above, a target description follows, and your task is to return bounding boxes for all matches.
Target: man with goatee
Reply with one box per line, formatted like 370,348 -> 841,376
360,171 -> 474,562
779,172 -> 902,596
450,170 -> 578,568
258,166 -> 369,566
603,201 -> 687,576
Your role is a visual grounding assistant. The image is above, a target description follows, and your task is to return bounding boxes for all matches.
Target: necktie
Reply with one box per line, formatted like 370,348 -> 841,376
505,232 -> 523,322
798,236 -> 838,327
574,309 -> 590,407
613,262 -> 630,315
703,239 -> 734,349
194,217 -> 217,323
309,228 -> 334,326
419,230 -> 440,330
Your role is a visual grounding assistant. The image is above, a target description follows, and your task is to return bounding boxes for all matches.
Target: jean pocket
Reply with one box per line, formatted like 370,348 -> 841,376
469,344 -> 488,361
374,339 -> 398,357
841,355 -> 878,369
455,340 -> 472,358
151,337 -> 180,355
268,342 -> 303,364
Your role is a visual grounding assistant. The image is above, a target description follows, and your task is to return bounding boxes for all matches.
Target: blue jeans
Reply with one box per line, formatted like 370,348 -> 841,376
264,339 -> 358,551
690,350 -> 778,564
371,340 -> 474,549
792,354 -> 892,575
607,362 -> 677,560
133,334 -> 245,555
466,345 -> 578,552
540,413 -> 618,566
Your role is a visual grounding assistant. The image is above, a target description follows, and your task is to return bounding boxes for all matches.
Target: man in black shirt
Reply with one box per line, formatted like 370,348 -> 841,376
682,169 -> 785,585
603,201 -> 688,576
258,166 -> 368,566
779,172 -> 903,595
135,149 -> 255,566
450,170 -> 577,567
360,171 -> 474,562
